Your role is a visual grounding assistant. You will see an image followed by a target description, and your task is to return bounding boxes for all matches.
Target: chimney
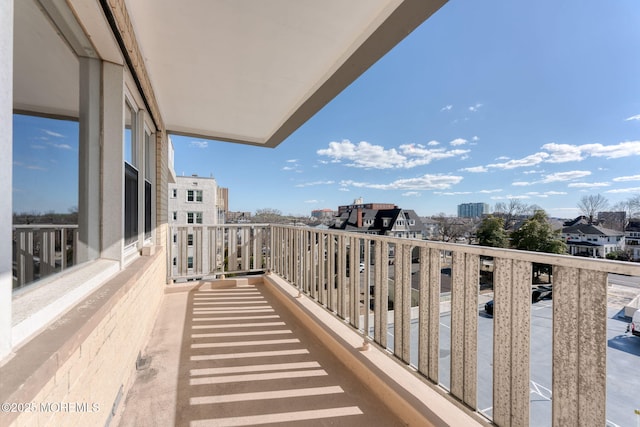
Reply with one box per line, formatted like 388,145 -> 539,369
357,208 -> 363,228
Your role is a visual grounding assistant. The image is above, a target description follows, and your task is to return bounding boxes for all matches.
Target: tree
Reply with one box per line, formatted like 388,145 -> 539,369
493,199 -> 534,230
510,210 -> 567,254
577,194 -> 608,224
611,194 -> 640,226
476,216 -> 508,248
253,208 -> 284,223
431,213 -> 474,242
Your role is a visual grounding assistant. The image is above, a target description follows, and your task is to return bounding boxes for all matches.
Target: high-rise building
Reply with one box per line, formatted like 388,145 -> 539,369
457,202 -> 489,218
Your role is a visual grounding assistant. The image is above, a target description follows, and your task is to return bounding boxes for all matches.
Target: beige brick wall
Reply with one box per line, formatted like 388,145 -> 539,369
12,252 -> 166,427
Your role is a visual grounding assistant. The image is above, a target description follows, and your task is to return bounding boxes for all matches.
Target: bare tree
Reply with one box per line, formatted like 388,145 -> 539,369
613,195 -> 640,219
493,199 -> 531,230
431,213 -> 474,242
577,194 -> 609,224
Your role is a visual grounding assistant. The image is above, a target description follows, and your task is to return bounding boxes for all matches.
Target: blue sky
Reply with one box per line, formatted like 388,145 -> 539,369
13,0 -> 640,218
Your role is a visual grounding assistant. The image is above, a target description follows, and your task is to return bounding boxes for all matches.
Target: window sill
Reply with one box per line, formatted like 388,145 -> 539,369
11,259 -> 120,349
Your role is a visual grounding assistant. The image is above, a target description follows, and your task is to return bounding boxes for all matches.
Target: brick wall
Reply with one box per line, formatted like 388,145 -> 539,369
5,252 -> 165,427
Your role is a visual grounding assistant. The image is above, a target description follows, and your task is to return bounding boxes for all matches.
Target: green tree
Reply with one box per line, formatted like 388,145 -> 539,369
510,210 -> 567,254
476,216 -> 508,248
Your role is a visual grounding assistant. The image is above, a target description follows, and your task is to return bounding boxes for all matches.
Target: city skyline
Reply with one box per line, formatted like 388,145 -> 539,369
12,0 -> 640,218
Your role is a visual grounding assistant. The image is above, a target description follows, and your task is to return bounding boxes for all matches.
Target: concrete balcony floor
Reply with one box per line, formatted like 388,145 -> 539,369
116,278 -> 407,427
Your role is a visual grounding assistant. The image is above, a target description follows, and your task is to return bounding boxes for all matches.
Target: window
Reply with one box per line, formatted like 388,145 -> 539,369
173,234 -> 177,243
188,212 -> 203,224
187,212 -> 194,224
173,257 -> 177,266
171,188 -> 177,198
187,256 -> 193,269
196,212 -> 203,224
172,211 -> 177,221
187,234 -> 193,246
124,101 -> 138,246
187,189 -> 203,202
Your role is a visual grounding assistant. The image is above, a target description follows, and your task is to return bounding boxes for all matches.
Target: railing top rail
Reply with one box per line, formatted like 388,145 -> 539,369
13,224 -> 79,230
268,224 -> 640,276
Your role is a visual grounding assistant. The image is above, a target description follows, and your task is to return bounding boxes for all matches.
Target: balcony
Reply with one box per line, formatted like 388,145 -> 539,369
163,224 -> 640,426
3,224 -> 640,426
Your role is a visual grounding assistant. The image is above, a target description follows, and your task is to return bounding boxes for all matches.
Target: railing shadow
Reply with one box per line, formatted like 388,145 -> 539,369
173,279 -> 404,426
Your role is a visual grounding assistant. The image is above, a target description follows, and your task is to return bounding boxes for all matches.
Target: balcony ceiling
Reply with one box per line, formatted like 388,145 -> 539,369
13,0 -> 446,147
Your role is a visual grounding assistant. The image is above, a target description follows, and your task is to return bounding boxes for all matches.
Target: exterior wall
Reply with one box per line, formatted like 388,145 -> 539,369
168,176 -> 219,226
3,251 -> 166,427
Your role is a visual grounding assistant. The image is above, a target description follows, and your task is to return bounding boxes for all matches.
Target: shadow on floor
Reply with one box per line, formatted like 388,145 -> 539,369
174,280 -> 403,427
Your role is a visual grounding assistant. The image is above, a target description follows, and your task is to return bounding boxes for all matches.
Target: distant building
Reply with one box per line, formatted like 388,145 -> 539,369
597,211 -> 626,232
227,211 -> 252,223
331,201 -> 425,239
168,175 -> 222,226
311,208 -> 336,221
624,219 -> 640,261
168,175 -> 224,277
562,223 -> 625,258
337,200 -> 397,216
457,203 -> 489,218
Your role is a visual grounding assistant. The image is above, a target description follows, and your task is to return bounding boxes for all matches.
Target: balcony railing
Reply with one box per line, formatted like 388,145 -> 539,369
12,224 -> 79,289
169,224 -> 640,426
168,224 -> 271,281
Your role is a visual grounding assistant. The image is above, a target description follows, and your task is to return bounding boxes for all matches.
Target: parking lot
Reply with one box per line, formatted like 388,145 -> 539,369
384,294 -> 640,426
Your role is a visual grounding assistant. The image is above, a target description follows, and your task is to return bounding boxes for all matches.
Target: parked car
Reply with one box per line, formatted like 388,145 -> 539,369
485,285 -> 553,317
532,285 -> 553,302
484,300 -> 493,316
627,310 -> 640,337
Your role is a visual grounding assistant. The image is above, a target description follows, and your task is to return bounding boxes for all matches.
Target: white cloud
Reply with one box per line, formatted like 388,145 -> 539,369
317,139 -> 469,169
605,187 -> 640,194
449,138 -> 467,146
440,105 -> 453,111
26,165 -> 47,171
286,159 -> 298,163
304,199 -> 319,204
472,136 -> 479,142
43,129 -> 64,138
541,143 -> 584,163
613,174 -> 640,182
434,191 -> 472,196
488,152 -> 549,169
469,103 -> 483,112
512,181 -> 532,186
495,156 -> 510,161
427,140 -> 440,146
50,143 -> 72,150
460,166 -> 488,173
478,189 -> 503,194
281,166 -> 296,171
567,182 -> 610,188
625,114 -> 640,121
523,169 -> 543,175
338,188 -> 350,192
295,180 -> 335,188
541,170 -> 591,183
340,174 -> 463,191
544,191 -> 568,195
402,191 -> 421,197
189,140 -> 208,148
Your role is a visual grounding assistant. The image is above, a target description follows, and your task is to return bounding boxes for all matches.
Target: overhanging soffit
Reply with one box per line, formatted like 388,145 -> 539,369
122,0 -> 447,147
13,0 -> 447,147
